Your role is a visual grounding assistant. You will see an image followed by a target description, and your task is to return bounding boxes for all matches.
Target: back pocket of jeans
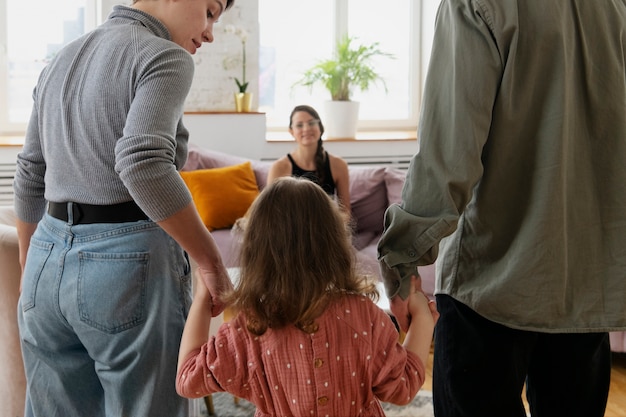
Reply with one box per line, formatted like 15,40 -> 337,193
78,251 -> 148,334
21,238 -> 54,311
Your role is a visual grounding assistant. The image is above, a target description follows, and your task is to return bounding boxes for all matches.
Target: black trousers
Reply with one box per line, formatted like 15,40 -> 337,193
433,294 -> 611,417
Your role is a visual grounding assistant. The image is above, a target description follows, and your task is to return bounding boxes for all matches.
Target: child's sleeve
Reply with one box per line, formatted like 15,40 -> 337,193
176,315 -> 257,399
371,306 -> 427,404
176,343 -> 225,398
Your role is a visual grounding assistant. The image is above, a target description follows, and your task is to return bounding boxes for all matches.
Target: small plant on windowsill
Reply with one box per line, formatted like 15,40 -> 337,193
293,35 -> 394,138
293,35 -> 393,102
223,24 -> 249,94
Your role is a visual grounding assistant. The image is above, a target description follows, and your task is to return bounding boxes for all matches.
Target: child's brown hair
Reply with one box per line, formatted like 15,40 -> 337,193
228,176 -> 377,334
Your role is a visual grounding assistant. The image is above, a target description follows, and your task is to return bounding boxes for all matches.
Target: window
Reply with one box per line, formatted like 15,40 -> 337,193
0,0 -> 96,134
258,0 -> 426,133
1,2 -> 438,137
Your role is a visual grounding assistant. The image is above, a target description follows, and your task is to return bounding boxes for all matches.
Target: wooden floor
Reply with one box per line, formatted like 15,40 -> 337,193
606,353 -> 626,417
421,346 -> 626,416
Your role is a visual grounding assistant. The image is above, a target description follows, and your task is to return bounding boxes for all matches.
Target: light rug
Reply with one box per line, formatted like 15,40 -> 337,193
189,390 -> 434,417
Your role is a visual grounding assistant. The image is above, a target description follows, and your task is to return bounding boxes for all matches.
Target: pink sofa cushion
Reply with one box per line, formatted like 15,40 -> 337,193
610,332 -> 626,352
348,166 -> 406,236
349,167 -> 387,235
0,209 -> 26,417
384,167 -> 406,205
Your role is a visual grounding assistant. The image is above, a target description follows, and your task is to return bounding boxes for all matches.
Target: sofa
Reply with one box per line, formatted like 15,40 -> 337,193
179,144 -> 626,353
0,145 -> 432,416
0,206 -> 27,417
180,144 -> 436,297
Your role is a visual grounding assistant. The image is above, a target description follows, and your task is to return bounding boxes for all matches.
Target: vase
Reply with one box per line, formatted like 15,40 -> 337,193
323,100 -> 360,139
234,92 -> 252,112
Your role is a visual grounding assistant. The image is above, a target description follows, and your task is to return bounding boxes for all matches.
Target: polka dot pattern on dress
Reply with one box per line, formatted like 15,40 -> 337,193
184,294 -> 423,416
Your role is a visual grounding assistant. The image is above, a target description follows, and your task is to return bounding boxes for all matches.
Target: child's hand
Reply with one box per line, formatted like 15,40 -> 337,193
407,275 -> 439,325
402,275 -> 438,367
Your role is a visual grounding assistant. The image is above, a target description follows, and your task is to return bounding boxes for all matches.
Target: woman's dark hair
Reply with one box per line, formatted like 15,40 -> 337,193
289,105 -> 327,186
227,177 -> 378,335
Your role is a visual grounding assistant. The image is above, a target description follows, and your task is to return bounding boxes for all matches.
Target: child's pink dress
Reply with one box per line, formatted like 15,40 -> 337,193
177,294 -> 425,416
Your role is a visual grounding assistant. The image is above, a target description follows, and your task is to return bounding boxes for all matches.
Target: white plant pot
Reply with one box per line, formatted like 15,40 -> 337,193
323,100 -> 360,139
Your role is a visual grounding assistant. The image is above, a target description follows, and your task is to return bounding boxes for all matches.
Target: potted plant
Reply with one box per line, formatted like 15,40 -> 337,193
223,24 -> 252,112
294,35 -> 393,138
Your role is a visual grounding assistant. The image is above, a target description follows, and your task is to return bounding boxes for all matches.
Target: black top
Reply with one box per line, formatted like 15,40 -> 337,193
287,152 -> 336,196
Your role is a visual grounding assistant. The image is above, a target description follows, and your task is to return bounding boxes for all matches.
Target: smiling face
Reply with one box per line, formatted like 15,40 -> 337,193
290,111 -> 322,147
162,0 -> 227,54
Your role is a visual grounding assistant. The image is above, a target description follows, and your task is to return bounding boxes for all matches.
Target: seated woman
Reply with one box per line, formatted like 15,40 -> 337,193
267,105 -> 351,215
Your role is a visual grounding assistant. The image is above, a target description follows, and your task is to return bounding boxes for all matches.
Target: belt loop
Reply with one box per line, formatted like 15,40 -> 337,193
66,202 -> 74,225
67,202 -> 83,225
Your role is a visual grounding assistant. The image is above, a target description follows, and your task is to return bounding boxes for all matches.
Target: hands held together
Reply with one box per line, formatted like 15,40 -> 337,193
195,264 -> 233,317
391,275 -> 439,333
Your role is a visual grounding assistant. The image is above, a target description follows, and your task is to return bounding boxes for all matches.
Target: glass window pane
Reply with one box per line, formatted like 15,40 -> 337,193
260,0 -> 415,130
348,0 -> 411,121
6,0 -> 89,124
259,0 -> 334,127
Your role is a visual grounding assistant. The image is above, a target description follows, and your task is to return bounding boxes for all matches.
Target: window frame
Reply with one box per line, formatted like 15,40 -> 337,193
261,0 -> 427,135
0,0 -> 12,134
0,0 -> 98,135
1,1 -> 437,138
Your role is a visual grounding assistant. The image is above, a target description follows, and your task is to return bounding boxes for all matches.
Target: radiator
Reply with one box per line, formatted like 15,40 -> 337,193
0,162 -> 15,206
342,155 -> 412,170
261,155 -> 413,170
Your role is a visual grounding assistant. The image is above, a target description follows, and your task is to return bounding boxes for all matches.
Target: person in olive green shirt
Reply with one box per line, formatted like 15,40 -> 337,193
378,1 -> 626,416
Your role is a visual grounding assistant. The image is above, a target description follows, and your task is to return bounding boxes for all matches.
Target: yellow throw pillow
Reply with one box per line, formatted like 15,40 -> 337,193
180,162 -> 259,231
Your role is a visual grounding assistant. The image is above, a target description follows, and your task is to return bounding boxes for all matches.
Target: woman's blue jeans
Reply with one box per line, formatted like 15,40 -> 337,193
18,213 -> 192,417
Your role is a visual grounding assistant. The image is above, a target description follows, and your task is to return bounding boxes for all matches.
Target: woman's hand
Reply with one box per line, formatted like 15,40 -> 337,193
197,264 -> 233,316
390,293 -> 411,333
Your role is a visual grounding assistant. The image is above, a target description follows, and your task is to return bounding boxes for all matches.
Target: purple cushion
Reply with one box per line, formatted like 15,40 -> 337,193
210,229 -> 242,267
349,167 -> 387,235
183,144 -> 271,190
384,167 -> 406,205
355,242 -> 380,280
352,230 -> 378,252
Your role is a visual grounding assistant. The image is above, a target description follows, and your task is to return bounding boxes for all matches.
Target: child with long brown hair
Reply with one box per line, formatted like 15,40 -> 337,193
177,177 -> 437,416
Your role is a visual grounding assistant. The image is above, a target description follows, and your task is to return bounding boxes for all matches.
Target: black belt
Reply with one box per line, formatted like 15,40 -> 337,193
47,201 -> 150,224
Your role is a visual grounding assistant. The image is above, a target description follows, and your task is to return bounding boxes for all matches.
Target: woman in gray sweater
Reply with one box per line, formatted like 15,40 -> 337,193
13,1 -> 234,416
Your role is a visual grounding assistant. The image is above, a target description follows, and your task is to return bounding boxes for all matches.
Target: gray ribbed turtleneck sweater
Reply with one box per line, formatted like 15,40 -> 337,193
14,5 -> 194,223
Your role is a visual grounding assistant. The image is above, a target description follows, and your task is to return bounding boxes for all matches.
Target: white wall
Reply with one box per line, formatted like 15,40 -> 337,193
100,0 -> 259,112
183,113 -> 418,163
183,113 -> 267,159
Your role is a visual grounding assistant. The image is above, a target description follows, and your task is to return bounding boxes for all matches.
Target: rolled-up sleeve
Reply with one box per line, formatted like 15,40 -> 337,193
377,0 -> 502,300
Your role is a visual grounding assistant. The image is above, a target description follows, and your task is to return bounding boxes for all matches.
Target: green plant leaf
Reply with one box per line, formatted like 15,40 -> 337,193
292,35 -> 394,101
235,79 -> 249,93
